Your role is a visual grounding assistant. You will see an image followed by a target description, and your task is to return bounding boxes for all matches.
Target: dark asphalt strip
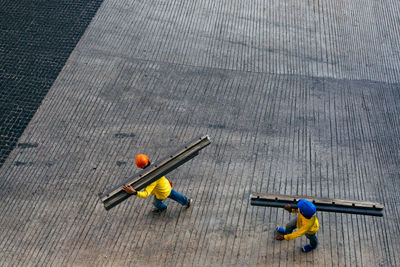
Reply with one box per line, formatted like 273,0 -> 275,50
0,0 -> 104,168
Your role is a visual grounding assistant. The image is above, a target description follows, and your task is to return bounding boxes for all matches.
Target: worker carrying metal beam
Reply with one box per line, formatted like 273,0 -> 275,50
100,135 -> 210,210
250,192 -> 384,216
275,199 -> 319,253
122,154 -> 192,213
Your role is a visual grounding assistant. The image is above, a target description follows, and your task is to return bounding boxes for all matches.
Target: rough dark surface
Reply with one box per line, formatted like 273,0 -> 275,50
0,0 -> 104,167
0,0 -> 399,266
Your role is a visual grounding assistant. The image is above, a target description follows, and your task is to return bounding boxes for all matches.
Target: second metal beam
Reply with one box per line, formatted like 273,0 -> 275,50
250,193 -> 384,217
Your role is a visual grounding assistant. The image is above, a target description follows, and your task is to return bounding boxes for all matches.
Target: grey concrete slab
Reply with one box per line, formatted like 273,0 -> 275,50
1,0 -> 400,266
83,0 -> 400,82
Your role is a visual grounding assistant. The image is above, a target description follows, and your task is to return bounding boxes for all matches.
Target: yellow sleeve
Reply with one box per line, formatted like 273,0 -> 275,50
136,181 -> 157,199
284,217 -> 315,240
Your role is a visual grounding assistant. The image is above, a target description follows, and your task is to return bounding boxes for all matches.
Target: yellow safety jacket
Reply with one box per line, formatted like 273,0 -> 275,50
284,209 -> 319,240
136,176 -> 171,200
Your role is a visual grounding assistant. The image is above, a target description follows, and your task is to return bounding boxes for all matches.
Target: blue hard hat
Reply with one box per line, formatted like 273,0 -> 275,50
297,199 -> 316,219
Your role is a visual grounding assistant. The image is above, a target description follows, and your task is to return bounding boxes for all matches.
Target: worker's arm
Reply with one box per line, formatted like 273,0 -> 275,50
284,217 -> 315,240
122,185 -> 137,195
136,181 -> 157,199
122,181 -> 156,199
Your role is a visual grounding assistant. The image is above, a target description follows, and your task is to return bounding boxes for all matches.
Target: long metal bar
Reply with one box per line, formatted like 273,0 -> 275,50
250,193 -> 384,217
100,135 -> 211,210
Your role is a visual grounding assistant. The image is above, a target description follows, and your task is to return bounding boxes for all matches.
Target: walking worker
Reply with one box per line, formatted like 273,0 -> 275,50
275,199 -> 319,253
122,154 -> 192,213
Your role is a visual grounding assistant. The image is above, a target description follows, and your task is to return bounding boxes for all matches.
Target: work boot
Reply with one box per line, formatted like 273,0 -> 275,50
276,227 -> 285,235
186,199 -> 192,208
301,244 -> 315,253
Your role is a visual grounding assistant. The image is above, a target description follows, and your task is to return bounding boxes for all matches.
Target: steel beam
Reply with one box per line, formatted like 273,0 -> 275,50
250,193 -> 384,217
99,135 -> 211,210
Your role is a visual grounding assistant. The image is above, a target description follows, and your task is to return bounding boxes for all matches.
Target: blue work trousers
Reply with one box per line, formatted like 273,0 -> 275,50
153,189 -> 189,211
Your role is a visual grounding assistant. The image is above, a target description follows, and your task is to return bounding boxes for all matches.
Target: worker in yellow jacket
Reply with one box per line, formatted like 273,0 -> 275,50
275,199 -> 319,252
122,154 -> 192,213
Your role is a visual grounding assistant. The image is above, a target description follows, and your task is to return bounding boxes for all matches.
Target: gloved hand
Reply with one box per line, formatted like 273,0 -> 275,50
122,185 -> 137,195
275,234 -> 285,241
284,204 -> 292,212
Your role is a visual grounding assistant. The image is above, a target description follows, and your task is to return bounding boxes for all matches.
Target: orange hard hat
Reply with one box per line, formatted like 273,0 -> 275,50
135,154 -> 150,168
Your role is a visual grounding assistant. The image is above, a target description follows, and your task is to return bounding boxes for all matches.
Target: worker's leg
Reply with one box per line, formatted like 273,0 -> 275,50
305,233 -> 318,249
168,189 -> 190,206
153,196 -> 167,211
284,217 -> 298,234
301,233 -> 318,252
277,217 -> 297,235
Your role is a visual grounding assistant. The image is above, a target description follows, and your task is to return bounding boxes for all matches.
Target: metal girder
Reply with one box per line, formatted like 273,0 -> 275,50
99,135 -> 211,210
250,193 -> 384,217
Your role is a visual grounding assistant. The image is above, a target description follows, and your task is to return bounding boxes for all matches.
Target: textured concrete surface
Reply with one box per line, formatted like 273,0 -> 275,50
1,0 -> 400,266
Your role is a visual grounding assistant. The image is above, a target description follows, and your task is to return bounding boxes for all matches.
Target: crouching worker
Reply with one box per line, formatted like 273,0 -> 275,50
122,154 -> 192,213
275,199 -> 319,253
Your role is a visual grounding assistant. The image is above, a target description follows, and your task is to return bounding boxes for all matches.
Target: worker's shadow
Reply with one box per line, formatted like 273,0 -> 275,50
146,206 -> 192,222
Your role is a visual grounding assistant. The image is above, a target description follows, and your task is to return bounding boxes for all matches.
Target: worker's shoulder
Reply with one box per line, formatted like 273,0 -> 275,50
149,177 -> 166,184
154,176 -> 168,182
